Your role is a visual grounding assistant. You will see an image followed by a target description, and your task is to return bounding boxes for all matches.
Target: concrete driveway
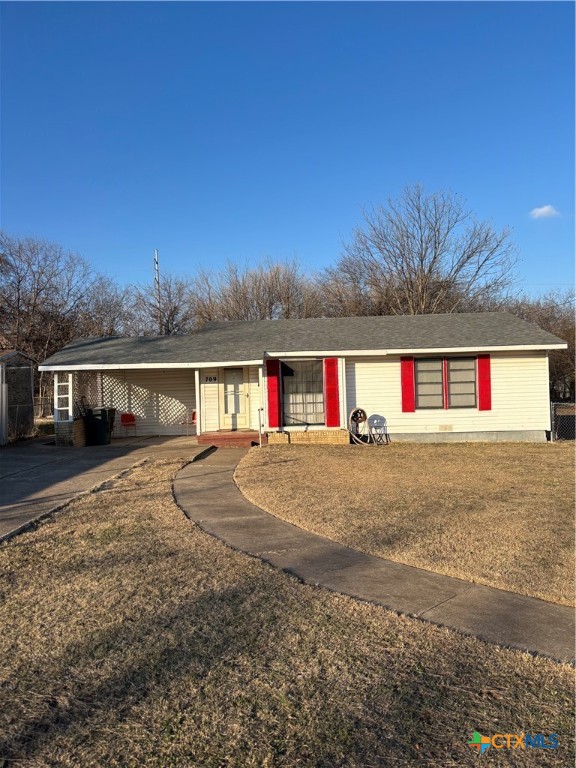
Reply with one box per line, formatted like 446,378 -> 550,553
0,436 -> 204,541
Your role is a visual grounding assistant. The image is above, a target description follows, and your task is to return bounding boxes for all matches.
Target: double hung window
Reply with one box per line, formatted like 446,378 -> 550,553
415,357 -> 477,409
447,358 -> 476,407
415,359 -> 444,408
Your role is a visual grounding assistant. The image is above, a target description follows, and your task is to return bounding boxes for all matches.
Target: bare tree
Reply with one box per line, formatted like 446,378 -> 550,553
79,277 -> 132,337
125,274 -> 196,335
320,185 -> 517,316
500,290 -> 575,401
0,232 -> 132,410
192,259 -> 318,324
0,233 -> 93,352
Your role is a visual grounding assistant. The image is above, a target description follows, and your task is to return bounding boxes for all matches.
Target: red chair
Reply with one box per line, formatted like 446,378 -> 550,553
120,412 -> 136,436
180,410 -> 197,435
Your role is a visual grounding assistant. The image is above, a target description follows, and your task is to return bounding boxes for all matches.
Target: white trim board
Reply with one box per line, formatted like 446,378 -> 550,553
39,360 -> 263,371
265,344 -> 566,356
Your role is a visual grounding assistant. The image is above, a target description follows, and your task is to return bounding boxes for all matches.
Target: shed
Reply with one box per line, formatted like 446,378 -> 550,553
0,350 -> 36,446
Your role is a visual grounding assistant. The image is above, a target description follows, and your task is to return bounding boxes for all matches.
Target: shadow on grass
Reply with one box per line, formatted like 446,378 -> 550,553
1,455 -> 573,767
1,567 -> 572,767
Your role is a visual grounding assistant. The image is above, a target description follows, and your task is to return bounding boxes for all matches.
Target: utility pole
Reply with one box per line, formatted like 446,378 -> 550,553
154,249 -> 162,335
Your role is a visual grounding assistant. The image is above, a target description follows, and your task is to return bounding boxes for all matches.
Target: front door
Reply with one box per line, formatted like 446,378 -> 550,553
220,368 -> 249,429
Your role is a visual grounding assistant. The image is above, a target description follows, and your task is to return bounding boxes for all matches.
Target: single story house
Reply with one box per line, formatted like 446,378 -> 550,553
39,312 -> 568,444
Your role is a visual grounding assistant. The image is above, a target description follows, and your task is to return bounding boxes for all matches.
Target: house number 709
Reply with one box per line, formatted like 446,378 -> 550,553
205,376 -> 217,382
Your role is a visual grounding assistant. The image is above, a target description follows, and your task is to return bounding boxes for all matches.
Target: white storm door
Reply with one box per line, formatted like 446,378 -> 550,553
221,368 -> 248,429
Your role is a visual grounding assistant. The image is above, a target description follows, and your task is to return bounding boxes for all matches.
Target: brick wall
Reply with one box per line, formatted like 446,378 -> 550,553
267,429 -> 349,445
55,419 -> 86,448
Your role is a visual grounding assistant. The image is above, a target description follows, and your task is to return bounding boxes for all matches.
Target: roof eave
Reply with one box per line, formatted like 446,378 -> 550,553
38,341 -> 567,371
265,343 -> 567,357
38,359 -> 263,371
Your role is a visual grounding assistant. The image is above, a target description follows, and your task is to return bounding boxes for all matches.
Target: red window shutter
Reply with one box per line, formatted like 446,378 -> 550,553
400,357 -> 415,412
266,359 -> 282,428
477,354 -> 492,411
442,358 -> 449,410
324,357 -> 340,427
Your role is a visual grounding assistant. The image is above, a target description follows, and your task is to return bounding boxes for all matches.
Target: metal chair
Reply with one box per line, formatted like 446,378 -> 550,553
120,412 -> 136,436
370,415 -> 391,445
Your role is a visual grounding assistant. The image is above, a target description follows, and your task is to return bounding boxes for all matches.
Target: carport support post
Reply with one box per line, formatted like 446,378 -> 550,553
0,363 -> 7,446
194,369 -> 201,435
53,372 -> 59,423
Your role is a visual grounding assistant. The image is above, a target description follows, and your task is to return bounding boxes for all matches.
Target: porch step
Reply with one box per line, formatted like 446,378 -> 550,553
197,431 -> 266,449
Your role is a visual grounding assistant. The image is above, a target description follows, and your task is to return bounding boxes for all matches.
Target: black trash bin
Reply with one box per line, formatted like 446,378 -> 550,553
105,408 -> 116,440
84,407 -> 115,446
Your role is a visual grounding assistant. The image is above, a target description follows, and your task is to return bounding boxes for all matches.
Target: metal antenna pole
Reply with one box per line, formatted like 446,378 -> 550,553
154,249 -> 162,335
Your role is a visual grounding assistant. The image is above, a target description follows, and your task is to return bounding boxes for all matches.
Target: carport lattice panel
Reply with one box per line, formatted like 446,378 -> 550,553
72,372 -> 104,416
100,370 -> 196,436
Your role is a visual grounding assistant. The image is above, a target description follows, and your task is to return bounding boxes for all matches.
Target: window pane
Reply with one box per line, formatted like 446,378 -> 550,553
449,369 -> 476,383
449,382 -> 475,395
448,358 -> 476,407
418,383 -> 443,396
417,370 -> 443,384
282,361 -> 325,425
417,360 -> 443,372
448,358 -> 475,371
450,393 -> 477,407
415,359 -> 443,409
417,393 -> 444,408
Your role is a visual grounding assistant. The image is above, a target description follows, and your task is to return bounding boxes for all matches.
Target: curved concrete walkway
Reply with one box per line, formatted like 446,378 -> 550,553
173,448 -> 575,664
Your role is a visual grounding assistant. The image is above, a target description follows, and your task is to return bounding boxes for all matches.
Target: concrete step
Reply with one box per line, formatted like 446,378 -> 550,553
197,431 -> 266,449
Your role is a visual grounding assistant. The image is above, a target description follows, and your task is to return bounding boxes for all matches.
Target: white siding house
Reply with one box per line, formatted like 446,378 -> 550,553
345,351 -> 551,440
39,313 -> 567,444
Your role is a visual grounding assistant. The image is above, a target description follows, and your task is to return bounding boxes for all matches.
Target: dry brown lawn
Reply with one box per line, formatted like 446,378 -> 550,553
0,455 -> 573,767
236,443 -> 575,606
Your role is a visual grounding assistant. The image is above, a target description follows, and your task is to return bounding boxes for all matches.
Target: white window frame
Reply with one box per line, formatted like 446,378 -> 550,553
54,372 -> 74,422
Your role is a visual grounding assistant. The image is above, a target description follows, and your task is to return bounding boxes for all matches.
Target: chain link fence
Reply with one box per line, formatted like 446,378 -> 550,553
551,402 -> 575,441
7,404 -> 35,441
35,396 -> 54,418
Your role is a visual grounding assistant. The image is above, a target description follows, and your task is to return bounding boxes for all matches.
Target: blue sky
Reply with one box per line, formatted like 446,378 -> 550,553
1,1 -> 574,296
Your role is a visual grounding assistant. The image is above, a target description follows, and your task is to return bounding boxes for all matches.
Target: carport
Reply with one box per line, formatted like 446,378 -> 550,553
49,368 -> 198,446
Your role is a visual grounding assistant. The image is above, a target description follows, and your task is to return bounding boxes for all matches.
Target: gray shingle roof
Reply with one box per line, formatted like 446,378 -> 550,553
39,313 -> 567,369
0,350 -> 36,365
